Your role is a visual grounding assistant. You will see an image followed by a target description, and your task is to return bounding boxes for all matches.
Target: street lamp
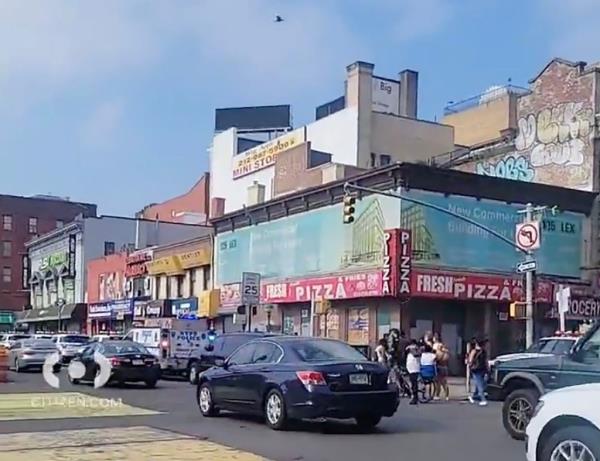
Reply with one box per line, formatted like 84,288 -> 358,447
264,304 -> 274,333
56,298 -> 66,332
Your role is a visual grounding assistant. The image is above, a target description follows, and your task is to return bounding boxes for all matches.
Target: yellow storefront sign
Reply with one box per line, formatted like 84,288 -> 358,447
232,129 -> 304,179
178,246 -> 211,269
199,289 -> 220,318
146,256 -> 183,276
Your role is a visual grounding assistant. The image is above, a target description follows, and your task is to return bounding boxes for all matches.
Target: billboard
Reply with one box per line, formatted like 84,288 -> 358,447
372,76 -> 400,115
215,105 -> 291,132
215,195 -> 401,285
401,190 -> 583,277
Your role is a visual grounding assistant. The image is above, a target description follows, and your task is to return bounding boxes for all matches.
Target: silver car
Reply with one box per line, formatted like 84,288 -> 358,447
8,339 -> 57,372
52,334 -> 90,363
0,333 -> 31,349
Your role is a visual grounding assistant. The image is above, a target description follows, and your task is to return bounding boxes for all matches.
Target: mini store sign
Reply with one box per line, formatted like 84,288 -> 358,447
40,252 -> 68,270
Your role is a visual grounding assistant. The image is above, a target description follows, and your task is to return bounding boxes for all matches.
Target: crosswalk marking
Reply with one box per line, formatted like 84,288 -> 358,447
0,426 -> 266,461
0,392 -> 159,421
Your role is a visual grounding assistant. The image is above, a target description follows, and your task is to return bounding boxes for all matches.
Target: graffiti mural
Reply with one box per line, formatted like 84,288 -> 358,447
475,155 -> 534,181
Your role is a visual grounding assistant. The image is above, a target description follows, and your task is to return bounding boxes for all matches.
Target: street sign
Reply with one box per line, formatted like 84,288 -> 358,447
516,260 -> 537,273
516,221 -> 541,251
241,272 -> 261,305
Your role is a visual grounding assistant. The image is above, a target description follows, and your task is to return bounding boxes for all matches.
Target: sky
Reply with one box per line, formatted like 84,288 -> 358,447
1,0 -> 598,216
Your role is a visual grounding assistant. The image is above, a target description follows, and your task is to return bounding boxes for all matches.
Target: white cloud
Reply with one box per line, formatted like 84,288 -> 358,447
80,100 -> 124,150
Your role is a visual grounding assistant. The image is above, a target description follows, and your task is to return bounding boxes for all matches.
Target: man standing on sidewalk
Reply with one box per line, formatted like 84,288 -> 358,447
468,337 -> 489,407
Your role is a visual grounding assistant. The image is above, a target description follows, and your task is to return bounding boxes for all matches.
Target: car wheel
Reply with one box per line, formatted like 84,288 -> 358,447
189,363 -> 200,385
355,415 -> 382,431
540,426 -> 600,461
68,373 -> 80,385
197,383 -> 219,417
264,389 -> 288,430
145,379 -> 157,389
502,388 -> 539,440
52,363 -> 61,373
14,359 -> 21,373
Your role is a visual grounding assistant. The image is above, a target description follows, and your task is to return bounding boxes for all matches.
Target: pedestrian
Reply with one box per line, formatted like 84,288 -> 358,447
420,344 -> 437,400
468,337 -> 489,406
374,338 -> 388,365
406,340 -> 421,405
397,330 -> 410,367
423,331 -> 434,348
433,334 -> 450,401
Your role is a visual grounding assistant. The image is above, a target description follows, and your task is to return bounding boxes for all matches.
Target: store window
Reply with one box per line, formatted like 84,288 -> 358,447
2,215 -> 12,231
1,241 -> 11,257
176,275 -> 185,298
28,217 -> 38,234
190,269 -> 197,296
2,266 -> 11,283
203,267 -> 210,290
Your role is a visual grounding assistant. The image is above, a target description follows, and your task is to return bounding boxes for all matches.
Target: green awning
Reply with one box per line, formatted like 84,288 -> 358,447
17,304 -> 78,323
0,312 -> 14,324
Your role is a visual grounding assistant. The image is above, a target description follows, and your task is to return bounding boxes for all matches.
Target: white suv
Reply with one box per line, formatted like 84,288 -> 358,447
526,383 -> 600,461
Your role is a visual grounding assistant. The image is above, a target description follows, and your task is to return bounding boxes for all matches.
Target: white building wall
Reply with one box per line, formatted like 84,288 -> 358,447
305,107 -> 358,166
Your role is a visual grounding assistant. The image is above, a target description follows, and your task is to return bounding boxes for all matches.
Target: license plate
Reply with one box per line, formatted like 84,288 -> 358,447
132,360 -> 144,366
349,373 -> 369,385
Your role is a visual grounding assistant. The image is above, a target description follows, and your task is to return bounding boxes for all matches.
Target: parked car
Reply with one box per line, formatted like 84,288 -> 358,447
33,334 -> 54,340
187,332 -> 277,384
52,334 -> 90,363
488,335 -> 579,368
0,333 -> 31,349
8,339 -> 57,372
69,340 -> 161,388
91,334 -> 122,343
486,322 -> 600,440
197,336 -> 399,431
526,383 -> 600,461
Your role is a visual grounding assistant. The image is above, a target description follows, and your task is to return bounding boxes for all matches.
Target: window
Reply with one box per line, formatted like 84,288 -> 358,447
380,154 -> 392,166
2,266 -> 11,283
104,241 -> 115,256
252,342 -> 281,364
56,220 -> 64,229
203,267 -> 210,291
220,335 -> 254,357
2,215 -> 12,231
228,343 -> 257,366
552,339 -> 576,355
176,275 -> 184,298
28,217 -> 38,234
1,241 -> 11,257
578,328 -> 600,364
190,269 -> 197,296
292,339 -> 368,362
370,153 -> 377,168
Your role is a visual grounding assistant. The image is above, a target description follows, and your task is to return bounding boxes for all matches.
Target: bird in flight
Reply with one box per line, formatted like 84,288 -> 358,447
275,15 -> 284,22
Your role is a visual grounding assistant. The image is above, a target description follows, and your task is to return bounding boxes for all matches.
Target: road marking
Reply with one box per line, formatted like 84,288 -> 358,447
0,393 -> 159,421
0,426 -> 266,460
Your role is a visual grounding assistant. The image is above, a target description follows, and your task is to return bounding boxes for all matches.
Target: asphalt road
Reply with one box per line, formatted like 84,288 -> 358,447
0,370 -> 526,461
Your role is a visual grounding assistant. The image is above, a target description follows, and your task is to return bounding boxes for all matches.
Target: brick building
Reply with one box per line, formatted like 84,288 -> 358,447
137,174 -> 210,224
0,195 -> 96,321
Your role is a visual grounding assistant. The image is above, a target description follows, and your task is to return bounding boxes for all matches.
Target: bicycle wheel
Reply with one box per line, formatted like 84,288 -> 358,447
418,378 -> 433,403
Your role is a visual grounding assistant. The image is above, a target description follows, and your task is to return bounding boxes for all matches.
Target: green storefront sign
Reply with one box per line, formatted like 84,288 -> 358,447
40,252 -> 68,270
0,312 -> 15,324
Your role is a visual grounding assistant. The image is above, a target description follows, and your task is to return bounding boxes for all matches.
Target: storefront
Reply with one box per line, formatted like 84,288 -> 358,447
17,303 -> 87,333
543,292 -> 600,336
87,299 -> 133,335
171,297 -> 198,319
132,299 -> 171,326
0,312 -> 15,332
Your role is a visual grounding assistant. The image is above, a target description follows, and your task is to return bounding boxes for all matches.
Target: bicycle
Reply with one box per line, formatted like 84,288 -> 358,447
391,366 -> 432,403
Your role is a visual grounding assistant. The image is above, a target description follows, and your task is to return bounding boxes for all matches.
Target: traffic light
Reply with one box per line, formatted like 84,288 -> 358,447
343,193 -> 356,224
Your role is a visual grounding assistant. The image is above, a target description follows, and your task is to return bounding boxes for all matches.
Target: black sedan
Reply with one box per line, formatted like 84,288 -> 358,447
197,336 -> 399,430
69,340 -> 161,388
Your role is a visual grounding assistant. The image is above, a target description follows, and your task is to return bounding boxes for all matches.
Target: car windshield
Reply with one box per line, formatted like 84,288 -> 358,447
62,335 -> 89,344
103,343 -> 149,355
527,339 -> 552,353
552,339 -> 575,355
292,339 -> 368,362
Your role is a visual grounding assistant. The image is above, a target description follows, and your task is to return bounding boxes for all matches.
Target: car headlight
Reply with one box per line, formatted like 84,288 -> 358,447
532,400 -> 545,418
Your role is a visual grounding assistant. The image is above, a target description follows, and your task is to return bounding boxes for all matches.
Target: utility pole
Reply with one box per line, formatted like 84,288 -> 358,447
524,203 -> 535,349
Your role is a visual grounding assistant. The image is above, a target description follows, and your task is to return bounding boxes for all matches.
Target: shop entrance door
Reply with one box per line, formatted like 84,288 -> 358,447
441,323 -> 461,375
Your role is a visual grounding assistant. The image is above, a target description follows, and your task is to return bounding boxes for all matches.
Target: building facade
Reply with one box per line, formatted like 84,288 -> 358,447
0,194 -> 96,328
137,173 -> 210,225
212,163 -> 596,373
19,216 -> 210,333
209,61 -> 455,216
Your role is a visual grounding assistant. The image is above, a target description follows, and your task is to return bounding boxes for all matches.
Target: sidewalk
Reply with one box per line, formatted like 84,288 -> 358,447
447,376 -> 469,401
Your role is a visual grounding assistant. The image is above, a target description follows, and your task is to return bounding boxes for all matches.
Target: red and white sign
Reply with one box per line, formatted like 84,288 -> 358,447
220,270 -> 387,307
398,230 -> 412,295
412,269 -> 553,303
382,230 -> 398,296
516,221 -> 540,251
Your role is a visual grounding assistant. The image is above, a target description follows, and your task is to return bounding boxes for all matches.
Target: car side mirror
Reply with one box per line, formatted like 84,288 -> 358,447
214,358 -> 226,368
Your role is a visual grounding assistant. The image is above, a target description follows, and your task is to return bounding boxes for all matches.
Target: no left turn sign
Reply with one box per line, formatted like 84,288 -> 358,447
515,221 -> 541,251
